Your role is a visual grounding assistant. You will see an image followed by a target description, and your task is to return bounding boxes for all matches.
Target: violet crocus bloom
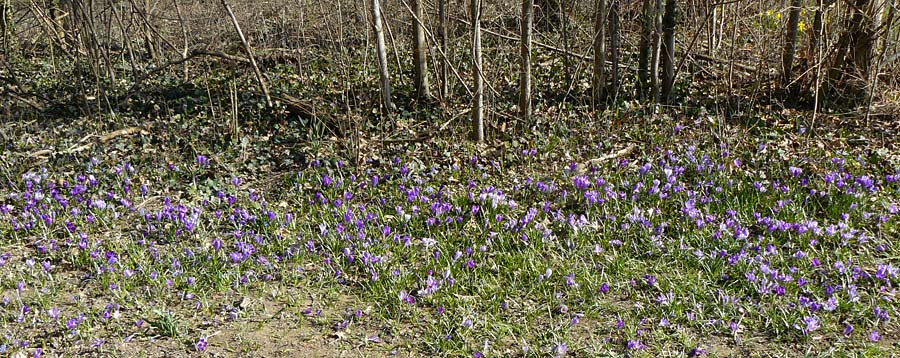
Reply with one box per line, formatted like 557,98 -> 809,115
869,330 -> 880,342
195,338 -> 208,351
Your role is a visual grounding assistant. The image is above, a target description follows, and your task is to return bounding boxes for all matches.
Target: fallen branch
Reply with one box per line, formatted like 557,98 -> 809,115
575,144 -> 637,175
29,126 -> 150,158
101,126 -> 146,143
29,149 -> 52,158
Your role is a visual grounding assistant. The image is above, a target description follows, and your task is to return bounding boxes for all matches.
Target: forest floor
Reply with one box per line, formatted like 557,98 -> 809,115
2,59 -> 900,357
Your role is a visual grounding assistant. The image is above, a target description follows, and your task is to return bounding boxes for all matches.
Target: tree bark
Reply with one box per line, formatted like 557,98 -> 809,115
0,0 -> 8,48
706,0 -> 718,55
372,0 -> 393,117
829,0 -> 877,97
609,0 -> 620,102
879,0 -> 895,58
592,0 -> 607,108
413,0 -> 430,99
651,0 -> 662,103
520,0 -> 534,122
560,0 -> 570,84
143,0 -> 156,60
808,0 -> 833,94
782,0 -> 802,90
638,0 -> 653,99
438,0 -> 449,101
48,0 -> 64,40
660,0 -> 676,103
472,0 -> 484,142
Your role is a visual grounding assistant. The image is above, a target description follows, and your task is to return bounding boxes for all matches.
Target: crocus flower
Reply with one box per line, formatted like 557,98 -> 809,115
196,338 -> 208,351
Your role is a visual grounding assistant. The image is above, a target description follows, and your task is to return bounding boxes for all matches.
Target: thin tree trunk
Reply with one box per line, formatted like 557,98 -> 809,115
638,0 -> 653,99
438,0 -> 449,101
48,0 -> 64,42
782,0 -> 802,90
829,0 -> 877,97
173,0 -> 190,81
560,0 -> 570,84
372,0 -> 393,117
413,0 -> 430,99
472,0 -> 484,141
0,0 -> 6,32
609,0 -> 620,102
808,0 -> 833,93
651,0 -> 663,103
140,0 -> 156,60
866,0 -> 894,124
221,0 -> 272,108
660,0 -> 677,103
880,0 -> 896,51
1,0 -> 8,49
520,0 -> 534,122
809,0 -> 830,56
592,0 -> 607,108
879,0 -> 895,57
707,0 -> 717,54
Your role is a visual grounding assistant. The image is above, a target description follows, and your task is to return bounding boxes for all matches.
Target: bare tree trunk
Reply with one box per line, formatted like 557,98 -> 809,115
809,0 -> 831,56
592,0 -> 607,108
520,0 -> 534,122
1,0 -> 8,49
830,0 -> 877,98
413,0 -> 430,99
143,0 -> 156,60
706,0 -> 717,55
560,0 -> 570,84
48,0 -> 64,41
651,0 -> 662,103
782,0 -> 802,91
609,0 -> 620,102
866,0 -> 894,123
660,0 -> 676,103
438,0 -> 450,101
638,0 -> 653,99
878,0 -> 897,57
879,0 -> 895,57
372,0 -> 393,117
808,0 -> 833,94
472,0 -> 484,141
221,0 -> 272,108
173,0 -> 190,81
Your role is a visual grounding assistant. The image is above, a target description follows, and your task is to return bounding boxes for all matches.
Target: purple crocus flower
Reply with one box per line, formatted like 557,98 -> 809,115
590,282 -> 605,295
196,155 -> 210,168
627,339 -> 645,350
797,316 -> 819,334
196,338 -> 208,351
869,330 -> 880,342
564,273 -> 578,288
399,290 -> 415,305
